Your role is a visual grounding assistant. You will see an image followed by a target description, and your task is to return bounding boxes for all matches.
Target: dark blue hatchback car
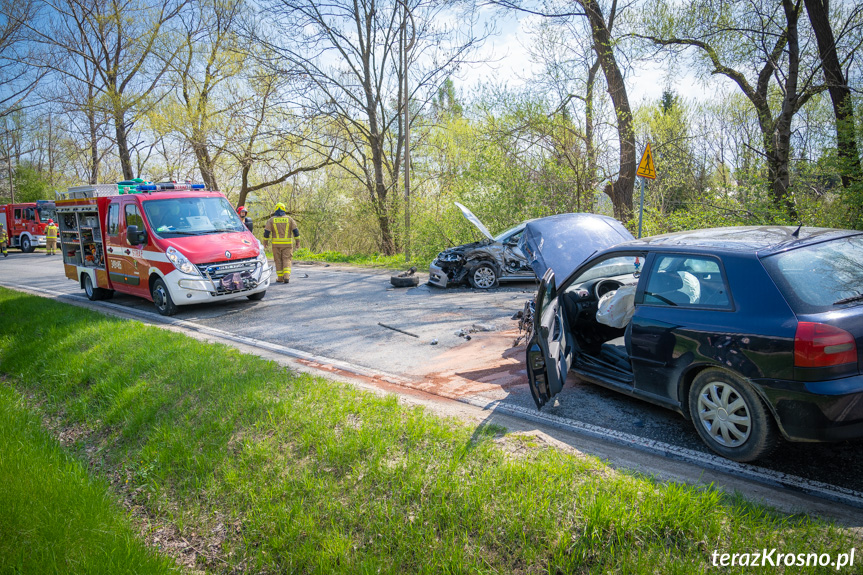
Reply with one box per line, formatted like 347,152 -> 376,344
520,218 -> 863,462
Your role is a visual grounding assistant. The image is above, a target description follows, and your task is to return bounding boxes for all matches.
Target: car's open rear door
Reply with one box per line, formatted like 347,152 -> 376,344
526,269 -> 573,409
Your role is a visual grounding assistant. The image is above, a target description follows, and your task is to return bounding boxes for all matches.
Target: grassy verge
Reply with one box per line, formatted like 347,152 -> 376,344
0,384 -> 176,574
0,287 -> 858,574
291,247 -> 427,270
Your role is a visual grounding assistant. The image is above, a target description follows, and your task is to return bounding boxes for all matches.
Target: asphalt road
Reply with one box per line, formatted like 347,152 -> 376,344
3,250 -> 863,515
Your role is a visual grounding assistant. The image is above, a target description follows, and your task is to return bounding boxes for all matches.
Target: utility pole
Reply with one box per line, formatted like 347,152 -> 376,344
402,0 -> 415,262
4,117 -> 13,204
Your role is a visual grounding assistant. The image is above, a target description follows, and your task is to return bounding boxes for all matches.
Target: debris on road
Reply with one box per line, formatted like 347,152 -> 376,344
454,328 -> 474,341
390,267 -> 419,288
430,339 -> 438,345
378,322 -> 419,338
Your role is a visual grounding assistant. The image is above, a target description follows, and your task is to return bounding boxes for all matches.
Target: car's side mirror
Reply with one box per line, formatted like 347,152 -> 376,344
127,225 -> 147,246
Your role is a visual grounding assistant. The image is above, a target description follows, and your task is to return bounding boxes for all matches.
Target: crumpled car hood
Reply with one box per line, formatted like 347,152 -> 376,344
455,202 -> 495,241
518,213 -> 634,288
435,240 -> 491,261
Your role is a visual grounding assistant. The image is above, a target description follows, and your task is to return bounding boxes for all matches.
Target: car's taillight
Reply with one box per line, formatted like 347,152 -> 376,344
794,322 -> 858,367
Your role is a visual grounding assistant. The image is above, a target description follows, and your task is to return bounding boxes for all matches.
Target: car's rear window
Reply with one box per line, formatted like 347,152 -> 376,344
761,235 -> 863,314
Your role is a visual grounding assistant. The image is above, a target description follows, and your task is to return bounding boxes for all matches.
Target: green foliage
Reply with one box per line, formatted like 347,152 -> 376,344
293,247 -> 407,268
0,288 -> 855,574
12,163 -> 52,202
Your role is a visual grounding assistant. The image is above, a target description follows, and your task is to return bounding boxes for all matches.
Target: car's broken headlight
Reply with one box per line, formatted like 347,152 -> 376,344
439,252 -> 463,263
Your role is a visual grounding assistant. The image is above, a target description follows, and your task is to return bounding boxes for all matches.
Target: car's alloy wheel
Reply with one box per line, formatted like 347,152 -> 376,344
470,263 -> 498,289
688,368 -> 779,462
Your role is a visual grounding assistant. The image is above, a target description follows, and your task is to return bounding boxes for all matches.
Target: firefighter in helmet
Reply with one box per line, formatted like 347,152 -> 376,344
45,219 -> 59,255
263,202 -> 299,284
0,223 -> 7,257
237,205 -> 253,232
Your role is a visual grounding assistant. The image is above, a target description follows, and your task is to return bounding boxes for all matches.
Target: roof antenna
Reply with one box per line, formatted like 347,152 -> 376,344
791,221 -> 803,238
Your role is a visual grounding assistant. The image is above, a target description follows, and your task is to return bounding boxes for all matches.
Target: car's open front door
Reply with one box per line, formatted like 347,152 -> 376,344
526,269 -> 573,409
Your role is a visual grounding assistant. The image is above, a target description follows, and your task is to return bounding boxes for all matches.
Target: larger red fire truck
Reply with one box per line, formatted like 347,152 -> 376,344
0,200 -> 56,252
55,182 -> 271,315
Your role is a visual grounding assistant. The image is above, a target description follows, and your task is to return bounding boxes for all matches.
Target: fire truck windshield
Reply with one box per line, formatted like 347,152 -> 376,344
37,205 -> 56,223
142,197 -> 245,237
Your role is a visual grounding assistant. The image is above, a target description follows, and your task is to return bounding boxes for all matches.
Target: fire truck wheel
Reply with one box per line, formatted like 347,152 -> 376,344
151,278 -> 178,316
82,274 -> 107,301
20,235 -> 34,253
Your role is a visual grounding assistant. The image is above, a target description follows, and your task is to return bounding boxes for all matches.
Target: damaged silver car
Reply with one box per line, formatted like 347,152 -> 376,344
428,203 -> 535,289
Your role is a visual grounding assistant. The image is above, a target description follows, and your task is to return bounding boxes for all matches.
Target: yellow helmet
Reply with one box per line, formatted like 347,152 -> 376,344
275,202 -> 286,211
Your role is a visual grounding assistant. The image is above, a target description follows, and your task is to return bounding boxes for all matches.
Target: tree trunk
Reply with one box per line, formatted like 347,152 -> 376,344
88,106 -> 99,185
114,109 -> 134,180
765,129 -> 795,216
584,58 -> 600,211
364,61 -> 396,255
803,0 -> 862,192
239,161 -> 251,208
192,138 -> 218,190
580,0 -> 634,222
370,137 -> 396,255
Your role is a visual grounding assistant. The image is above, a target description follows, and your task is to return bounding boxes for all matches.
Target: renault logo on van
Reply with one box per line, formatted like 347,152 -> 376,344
225,250 -> 231,258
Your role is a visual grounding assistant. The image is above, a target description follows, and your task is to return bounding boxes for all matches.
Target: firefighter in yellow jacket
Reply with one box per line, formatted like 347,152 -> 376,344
45,219 -> 59,255
263,203 -> 300,283
0,223 -> 7,257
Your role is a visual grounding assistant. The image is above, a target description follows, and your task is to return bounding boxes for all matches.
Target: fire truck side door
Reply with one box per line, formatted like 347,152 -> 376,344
105,202 -> 130,293
105,201 -> 144,295
121,202 -> 149,297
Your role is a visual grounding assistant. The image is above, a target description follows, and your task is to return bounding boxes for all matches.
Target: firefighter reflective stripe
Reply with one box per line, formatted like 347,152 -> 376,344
45,225 -> 58,239
0,230 -> 6,243
271,216 -> 295,244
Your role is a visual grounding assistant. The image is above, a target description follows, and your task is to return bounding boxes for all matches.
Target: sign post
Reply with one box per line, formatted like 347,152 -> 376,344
636,143 -> 656,238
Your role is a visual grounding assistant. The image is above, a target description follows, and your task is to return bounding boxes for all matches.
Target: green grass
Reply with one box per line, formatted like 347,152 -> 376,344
0,384 -> 176,574
292,247 -> 428,270
0,287 -> 858,574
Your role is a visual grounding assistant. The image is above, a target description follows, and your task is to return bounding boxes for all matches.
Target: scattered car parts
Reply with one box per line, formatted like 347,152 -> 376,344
391,266 -> 419,288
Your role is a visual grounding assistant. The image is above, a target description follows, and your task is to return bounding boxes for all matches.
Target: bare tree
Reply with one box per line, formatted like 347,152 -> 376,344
253,0 -> 487,254
527,13 -> 614,213
488,0 -> 635,221
803,0 -> 863,196
31,0 -> 187,180
638,0 -> 832,219
0,0 -> 44,119
166,0 -> 246,190
221,71 -> 341,209
44,46 -> 112,184
0,0 -> 45,195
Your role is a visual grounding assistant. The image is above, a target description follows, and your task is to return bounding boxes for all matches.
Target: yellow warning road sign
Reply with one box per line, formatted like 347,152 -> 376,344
637,143 -> 656,179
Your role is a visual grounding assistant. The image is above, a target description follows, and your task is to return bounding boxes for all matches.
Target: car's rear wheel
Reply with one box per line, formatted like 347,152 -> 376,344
688,368 -> 779,462
469,262 -> 498,289
82,273 -> 109,301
